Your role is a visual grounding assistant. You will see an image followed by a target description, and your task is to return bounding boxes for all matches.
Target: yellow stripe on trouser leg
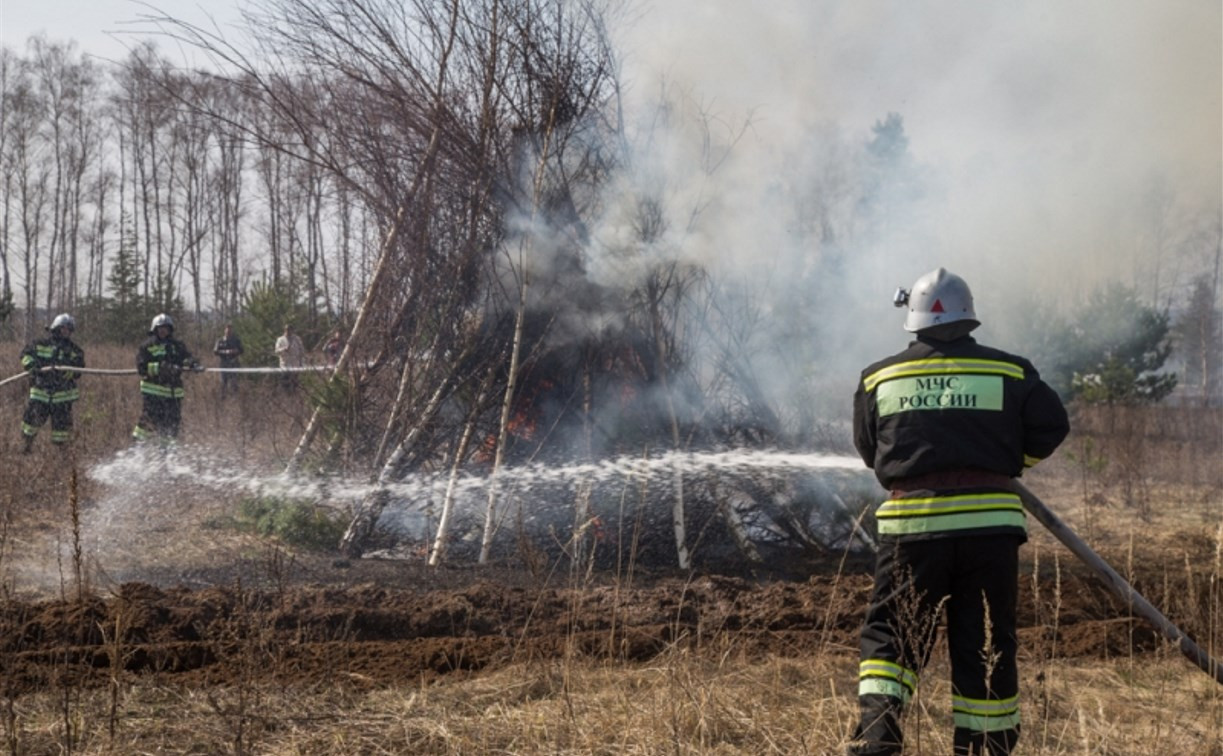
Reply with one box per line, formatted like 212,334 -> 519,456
952,693 -> 1020,732
858,658 -> 918,704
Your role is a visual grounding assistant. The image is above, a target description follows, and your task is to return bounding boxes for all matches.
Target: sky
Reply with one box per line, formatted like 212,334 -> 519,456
0,0 -> 245,65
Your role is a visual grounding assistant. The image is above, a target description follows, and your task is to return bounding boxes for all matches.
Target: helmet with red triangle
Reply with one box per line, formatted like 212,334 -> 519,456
898,267 -> 978,333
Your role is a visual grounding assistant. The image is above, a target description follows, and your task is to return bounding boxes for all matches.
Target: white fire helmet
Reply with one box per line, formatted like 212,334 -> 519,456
150,313 -> 175,333
898,267 -> 979,333
49,313 -> 76,333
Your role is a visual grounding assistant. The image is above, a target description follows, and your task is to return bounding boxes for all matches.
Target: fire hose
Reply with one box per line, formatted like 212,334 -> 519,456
0,363 -> 348,389
1016,480 -> 1223,686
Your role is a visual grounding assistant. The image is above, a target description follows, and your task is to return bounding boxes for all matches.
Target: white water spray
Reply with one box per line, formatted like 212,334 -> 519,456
87,446 -> 868,511
1,445 -> 874,588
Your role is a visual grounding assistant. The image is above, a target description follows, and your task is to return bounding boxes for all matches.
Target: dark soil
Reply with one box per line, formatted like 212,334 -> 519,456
0,546 -> 1209,695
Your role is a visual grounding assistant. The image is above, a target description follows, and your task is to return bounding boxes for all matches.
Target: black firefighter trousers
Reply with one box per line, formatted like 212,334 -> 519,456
134,394 -> 183,442
849,534 -> 1022,756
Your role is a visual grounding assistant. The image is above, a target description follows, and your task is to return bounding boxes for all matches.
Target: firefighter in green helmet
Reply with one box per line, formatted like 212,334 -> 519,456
19,313 -> 85,453
848,268 -> 1070,755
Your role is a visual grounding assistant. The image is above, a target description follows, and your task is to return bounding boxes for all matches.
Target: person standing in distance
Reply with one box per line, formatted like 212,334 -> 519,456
133,313 -> 200,444
848,268 -> 1070,756
274,323 -> 306,391
19,313 -> 85,453
321,328 -> 344,367
213,323 -> 244,399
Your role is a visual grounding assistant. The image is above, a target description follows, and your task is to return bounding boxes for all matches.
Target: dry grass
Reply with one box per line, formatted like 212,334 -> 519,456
2,651 -> 1219,754
1,342 -> 1221,754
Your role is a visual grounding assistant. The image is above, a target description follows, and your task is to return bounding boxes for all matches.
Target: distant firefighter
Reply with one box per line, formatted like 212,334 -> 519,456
19,313 -> 85,453
213,323 -> 244,399
847,268 -> 1069,756
133,314 -> 201,443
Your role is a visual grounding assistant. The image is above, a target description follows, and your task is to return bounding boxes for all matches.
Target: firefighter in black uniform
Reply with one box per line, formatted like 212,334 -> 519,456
133,313 -> 201,443
19,313 -> 85,453
848,268 -> 1070,756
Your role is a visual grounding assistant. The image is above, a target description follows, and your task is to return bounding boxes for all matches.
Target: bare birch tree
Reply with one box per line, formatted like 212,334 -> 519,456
5,57 -> 51,333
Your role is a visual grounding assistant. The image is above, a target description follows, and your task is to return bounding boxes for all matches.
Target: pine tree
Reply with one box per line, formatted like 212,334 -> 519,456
1065,283 -> 1178,405
104,212 -> 148,341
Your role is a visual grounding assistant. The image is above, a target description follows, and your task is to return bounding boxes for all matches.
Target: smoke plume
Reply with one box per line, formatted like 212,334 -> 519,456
589,0 -> 1221,416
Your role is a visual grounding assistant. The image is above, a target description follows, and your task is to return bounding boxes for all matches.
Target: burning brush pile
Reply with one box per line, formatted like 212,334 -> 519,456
324,300 -> 879,575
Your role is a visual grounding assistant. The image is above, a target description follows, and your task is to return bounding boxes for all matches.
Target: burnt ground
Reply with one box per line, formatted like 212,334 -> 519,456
1,543 -> 1214,696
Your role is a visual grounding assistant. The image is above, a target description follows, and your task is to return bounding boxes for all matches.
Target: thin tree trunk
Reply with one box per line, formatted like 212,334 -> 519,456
477,30 -> 563,561
430,367 -> 495,566
651,294 -> 690,569
571,355 -> 595,571
479,276 -> 529,564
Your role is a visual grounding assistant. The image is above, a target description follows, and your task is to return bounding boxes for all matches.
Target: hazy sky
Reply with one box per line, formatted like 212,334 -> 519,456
0,0 -> 244,64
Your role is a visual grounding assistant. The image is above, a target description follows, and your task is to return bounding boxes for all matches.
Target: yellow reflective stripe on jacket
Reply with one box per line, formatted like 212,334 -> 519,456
30,387 -> 78,402
858,659 -> 918,702
863,358 -> 1025,393
1023,454 -> 1042,468
952,693 -> 1020,732
21,354 -> 37,370
140,381 -> 184,398
876,493 -> 1026,536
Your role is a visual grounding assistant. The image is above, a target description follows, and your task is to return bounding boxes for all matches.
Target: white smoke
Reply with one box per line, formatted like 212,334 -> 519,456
590,0 -> 1221,412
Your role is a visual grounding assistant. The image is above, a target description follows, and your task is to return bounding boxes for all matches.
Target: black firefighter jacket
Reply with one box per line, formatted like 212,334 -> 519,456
853,335 -> 1069,541
136,336 -> 197,400
21,335 -> 85,403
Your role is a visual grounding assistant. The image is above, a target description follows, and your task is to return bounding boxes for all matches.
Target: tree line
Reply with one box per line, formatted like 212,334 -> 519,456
0,37 -> 374,345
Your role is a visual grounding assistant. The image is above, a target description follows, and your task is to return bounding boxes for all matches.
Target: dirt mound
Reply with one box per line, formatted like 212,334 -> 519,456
0,557 -> 1208,695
